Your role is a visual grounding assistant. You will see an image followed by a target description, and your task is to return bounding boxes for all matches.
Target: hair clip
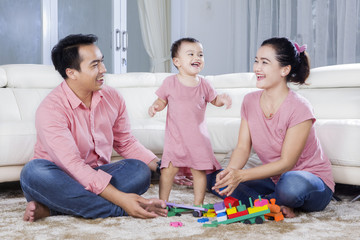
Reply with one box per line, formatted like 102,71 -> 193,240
294,42 -> 307,54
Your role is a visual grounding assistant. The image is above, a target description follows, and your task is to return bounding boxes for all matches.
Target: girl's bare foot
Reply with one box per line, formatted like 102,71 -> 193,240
23,201 -> 50,222
280,205 -> 296,218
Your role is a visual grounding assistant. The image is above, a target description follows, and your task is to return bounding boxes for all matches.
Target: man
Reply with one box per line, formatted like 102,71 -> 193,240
20,34 -> 167,222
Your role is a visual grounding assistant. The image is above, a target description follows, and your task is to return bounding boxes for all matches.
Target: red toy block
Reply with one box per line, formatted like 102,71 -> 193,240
228,209 -> 248,219
224,196 -> 239,208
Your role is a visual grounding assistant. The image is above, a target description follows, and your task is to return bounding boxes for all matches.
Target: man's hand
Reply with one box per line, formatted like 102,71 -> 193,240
122,193 -> 168,219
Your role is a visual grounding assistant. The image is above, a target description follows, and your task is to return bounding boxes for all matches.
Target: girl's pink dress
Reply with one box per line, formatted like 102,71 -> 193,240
156,75 -> 221,173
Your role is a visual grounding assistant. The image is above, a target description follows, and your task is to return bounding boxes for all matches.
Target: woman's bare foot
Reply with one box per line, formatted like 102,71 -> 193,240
23,201 -> 50,222
280,205 -> 296,218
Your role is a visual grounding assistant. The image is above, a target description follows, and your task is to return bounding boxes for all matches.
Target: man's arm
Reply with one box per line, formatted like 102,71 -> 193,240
100,184 -> 167,218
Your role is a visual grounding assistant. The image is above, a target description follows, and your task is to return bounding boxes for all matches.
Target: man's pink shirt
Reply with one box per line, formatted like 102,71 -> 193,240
241,90 -> 335,192
33,81 -> 156,194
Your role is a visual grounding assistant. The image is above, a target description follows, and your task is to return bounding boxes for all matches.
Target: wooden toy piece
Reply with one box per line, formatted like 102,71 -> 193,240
254,195 -> 269,207
203,196 -> 270,227
213,201 -> 226,212
264,198 -> 284,222
248,197 -> 269,215
236,200 -> 247,212
228,209 -> 248,219
170,221 -> 183,227
224,196 -> 239,208
166,202 -> 208,217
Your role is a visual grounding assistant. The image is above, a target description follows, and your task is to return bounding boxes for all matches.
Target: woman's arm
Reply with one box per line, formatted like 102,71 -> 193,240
212,119 -> 252,193
215,119 -> 313,196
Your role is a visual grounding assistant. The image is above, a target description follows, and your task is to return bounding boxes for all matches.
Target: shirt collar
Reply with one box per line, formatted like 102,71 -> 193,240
61,81 -> 103,110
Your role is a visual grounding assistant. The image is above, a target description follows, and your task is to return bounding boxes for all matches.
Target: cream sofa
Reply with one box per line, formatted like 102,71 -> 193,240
1,64 -> 360,190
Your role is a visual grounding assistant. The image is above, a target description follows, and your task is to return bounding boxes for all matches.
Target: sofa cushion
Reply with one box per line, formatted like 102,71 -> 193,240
315,119 -> 360,167
1,64 -> 63,88
302,64 -> 360,88
0,121 -> 36,166
298,88 -> 360,119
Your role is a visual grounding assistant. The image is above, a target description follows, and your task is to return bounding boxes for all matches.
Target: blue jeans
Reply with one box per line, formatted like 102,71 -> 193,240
207,170 -> 333,212
20,158 -> 151,218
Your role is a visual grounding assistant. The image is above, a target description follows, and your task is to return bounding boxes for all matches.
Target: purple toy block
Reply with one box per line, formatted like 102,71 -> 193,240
213,201 -> 226,212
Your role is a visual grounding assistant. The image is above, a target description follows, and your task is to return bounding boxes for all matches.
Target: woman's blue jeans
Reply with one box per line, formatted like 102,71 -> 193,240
207,170 -> 333,212
20,158 -> 151,218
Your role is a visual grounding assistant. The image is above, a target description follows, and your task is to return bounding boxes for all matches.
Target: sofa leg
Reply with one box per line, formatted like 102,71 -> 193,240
332,194 -> 342,201
351,194 -> 360,202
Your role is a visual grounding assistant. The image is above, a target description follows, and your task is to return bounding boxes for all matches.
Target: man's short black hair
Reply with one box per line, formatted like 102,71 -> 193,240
51,34 -> 98,79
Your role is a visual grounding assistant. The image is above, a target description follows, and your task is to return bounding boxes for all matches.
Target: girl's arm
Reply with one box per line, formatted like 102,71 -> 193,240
148,98 -> 167,117
214,119 -> 313,196
211,93 -> 232,109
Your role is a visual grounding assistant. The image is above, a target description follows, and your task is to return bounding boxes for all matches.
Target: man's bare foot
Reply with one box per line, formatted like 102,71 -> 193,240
23,201 -> 50,222
280,205 -> 296,218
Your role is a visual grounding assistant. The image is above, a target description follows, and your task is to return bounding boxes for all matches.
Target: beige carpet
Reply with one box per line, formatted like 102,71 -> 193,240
1,182 -> 360,240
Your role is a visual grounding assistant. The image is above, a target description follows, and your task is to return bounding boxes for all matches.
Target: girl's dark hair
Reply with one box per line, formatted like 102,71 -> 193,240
51,34 -> 98,79
261,37 -> 310,84
170,37 -> 200,59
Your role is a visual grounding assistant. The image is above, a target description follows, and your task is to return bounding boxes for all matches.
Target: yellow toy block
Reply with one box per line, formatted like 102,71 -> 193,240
226,207 -> 237,215
247,204 -> 269,214
204,212 -> 216,218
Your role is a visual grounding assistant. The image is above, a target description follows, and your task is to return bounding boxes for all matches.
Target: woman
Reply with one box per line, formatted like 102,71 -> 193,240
207,37 -> 334,218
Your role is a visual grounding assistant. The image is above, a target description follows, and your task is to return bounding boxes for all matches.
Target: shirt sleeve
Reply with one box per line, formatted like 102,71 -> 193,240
155,77 -> 169,101
35,103 -> 112,195
288,94 -> 316,128
202,78 -> 217,102
112,92 -> 157,164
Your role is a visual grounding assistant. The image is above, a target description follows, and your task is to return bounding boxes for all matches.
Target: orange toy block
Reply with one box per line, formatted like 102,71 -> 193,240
265,198 -> 284,221
264,212 -> 284,221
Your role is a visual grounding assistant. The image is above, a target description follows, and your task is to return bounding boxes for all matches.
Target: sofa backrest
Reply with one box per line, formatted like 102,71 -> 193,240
1,63 -> 360,123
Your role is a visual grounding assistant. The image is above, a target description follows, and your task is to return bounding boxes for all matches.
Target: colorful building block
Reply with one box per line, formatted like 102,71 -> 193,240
224,196 -> 239,208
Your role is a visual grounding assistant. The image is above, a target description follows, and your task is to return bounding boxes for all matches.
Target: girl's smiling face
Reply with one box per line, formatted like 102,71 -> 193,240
173,41 -> 204,76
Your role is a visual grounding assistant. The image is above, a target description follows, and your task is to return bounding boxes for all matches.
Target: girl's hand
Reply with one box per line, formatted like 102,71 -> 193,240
212,93 -> 232,109
219,93 -> 232,109
212,168 -> 242,196
148,104 -> 159,117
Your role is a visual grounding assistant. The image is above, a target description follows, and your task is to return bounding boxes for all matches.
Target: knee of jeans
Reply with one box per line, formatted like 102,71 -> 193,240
126,159 -> 151,183
21,159 -> 54,184
276,172 -> 308,206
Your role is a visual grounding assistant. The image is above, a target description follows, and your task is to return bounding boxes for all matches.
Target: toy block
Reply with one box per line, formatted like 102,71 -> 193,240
254,196 -> 269,207
228,209 -> 248,219
236,201 -> 247,212
224,196 -> 239,208
170,221 -> 183,227
203,223 -> 218,227
213,201 -> 225,212
248,204 -> 269,214
226,207 -> 237,215
217,215 -> 228,222
264,212 -> 284,221
203,212 -> 216,218
197,218 -> 209,223
216,212 -> 227,218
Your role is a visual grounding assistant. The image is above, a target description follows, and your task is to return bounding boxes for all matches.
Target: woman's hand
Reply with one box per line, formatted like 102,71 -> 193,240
212,168 -> 246,197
